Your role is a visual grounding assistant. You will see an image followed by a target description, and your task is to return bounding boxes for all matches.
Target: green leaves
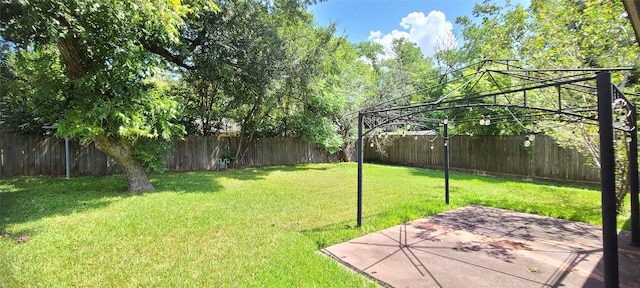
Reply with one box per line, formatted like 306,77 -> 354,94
450,0 -> 639,211
0,0 -> 198,179
174,0 -> 362,154
0,47 -> 69,133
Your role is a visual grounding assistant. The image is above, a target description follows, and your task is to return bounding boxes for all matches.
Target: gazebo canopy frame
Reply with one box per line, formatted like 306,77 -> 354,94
355,60 -> 638,288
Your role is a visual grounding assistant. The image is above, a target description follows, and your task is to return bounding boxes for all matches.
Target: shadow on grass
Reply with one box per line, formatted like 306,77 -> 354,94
0,175 -> 131,235
175,164 -> 330,183
242,164 -> 330,174
153,171 -> 226,191
0,172 -> 225,228
155,164 -> 329,192
0,164 -> 333,235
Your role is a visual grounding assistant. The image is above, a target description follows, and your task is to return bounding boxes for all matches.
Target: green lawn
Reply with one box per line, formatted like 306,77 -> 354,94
0,163 -> 630,287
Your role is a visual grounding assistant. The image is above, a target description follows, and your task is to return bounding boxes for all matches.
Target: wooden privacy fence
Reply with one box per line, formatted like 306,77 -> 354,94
0,134 -> 117,178
0,132 -> 599,185
165,136 -> 337,171
0,134 -> 336,178
364,135 -> 601,185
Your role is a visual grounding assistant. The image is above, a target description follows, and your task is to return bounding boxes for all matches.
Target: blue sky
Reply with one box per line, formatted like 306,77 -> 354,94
309,0 -> 529,56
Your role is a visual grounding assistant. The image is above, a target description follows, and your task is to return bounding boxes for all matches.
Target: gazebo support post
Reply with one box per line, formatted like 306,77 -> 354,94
444,120 -> 450,204
597,71 -> 619,288
357,112 -> 364,228
629,104 -> 640,246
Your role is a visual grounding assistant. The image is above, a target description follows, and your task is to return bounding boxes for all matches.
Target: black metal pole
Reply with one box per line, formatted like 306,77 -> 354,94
597,71 -> 619,288
357,113 -> 364,228
65,137 -> 70,179
444,120 -> 450,204
629,105 -> 639,246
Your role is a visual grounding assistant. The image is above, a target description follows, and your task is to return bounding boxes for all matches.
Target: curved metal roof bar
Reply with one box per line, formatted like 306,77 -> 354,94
362,75 -> 597,115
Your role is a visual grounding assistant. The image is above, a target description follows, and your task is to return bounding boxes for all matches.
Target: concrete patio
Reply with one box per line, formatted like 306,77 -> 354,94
321,205 -> 640,287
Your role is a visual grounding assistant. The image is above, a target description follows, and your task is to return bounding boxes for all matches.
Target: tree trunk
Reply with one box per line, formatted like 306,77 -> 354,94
94,134 -> 155,192
57,35 -> 87,81
57,27 -> 154,193
339,143 -> 354,162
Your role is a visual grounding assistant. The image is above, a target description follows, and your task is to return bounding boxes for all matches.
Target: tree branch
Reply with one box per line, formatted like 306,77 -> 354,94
140,40 -> 193,70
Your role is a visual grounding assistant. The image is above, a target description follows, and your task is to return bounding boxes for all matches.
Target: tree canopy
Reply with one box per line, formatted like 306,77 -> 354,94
1,0 -> 639,198
442,0 -> 640,211
1,0 -> 202,191
0,0 -> 355,190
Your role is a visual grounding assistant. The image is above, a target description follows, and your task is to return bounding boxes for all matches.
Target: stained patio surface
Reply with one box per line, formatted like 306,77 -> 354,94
320,205 -> 640,287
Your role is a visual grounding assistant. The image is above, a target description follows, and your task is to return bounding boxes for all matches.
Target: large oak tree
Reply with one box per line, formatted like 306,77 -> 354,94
0,0 -> 201,191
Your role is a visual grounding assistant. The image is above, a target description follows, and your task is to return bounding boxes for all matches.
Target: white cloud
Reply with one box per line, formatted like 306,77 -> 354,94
367,30 -> 382,40
367,30 -> 411,59
368,10 -> 456,57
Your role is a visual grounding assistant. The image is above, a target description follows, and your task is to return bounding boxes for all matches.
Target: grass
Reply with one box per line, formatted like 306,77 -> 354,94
0,163 -> 631,287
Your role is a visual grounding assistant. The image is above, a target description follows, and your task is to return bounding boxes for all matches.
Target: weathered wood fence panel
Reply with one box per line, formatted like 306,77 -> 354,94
365,135 -> 600,185
235,137 -> 336,167
164,136 -> 227,171
0,133 -> 122,177
0,134 -> 337,177
1,134 -> 66,177
0,131 -> 3,178
0,132 -> 600,184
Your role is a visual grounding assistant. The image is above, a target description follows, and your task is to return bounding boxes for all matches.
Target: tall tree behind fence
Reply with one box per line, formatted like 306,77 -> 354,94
364,135 -> 600,185
0,134 -> 336,178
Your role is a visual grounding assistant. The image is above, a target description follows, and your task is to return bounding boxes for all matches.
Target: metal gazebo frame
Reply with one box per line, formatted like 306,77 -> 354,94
355,61 -> 638,288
